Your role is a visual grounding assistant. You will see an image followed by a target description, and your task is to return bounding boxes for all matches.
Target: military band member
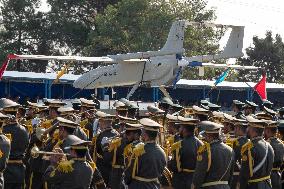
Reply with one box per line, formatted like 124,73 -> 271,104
0,113 -> 11,189
192,105 -> 209,122
95,111 -> 119,187
264,120 -> 284,189
223,113 -> 236,147
124,118 -> 166,189
0,98 -> 29,189
158,97 -> 173,112
239,116 -> 274,189
191,121 -> 234,189
232,100 -> 246,119
108,122 -> 142,189
44,138 -> 94,189
126,103 -> 139,119
28,127 -> 48,189
58,107 -> 88,141
80,98 -> 97,140
170,117 -> 203,189
231,119 -> 249,189
166,114 -> 181,143
244,101 -> 258,117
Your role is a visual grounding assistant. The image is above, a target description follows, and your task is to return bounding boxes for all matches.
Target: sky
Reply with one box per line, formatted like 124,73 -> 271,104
39,0 -> 284,49
207,0 -> 284,48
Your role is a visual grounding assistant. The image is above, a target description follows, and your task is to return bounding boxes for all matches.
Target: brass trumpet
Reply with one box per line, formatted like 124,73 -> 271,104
31,145 -> 69,158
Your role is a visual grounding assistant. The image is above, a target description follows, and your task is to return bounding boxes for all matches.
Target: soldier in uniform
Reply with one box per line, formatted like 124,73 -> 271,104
169,117 -> 203,189
191,121 -> 234,189
0,113 -> 11,189
107,121 -> 142,189
166,114 -> 181,143
95,111 -> 119,187
231,119 -> 249,189
264,120 -> 284,189
57,107 -> 88,141
158,97 -> 173,113
28,127 -> 49,189
244,101 -> 258,117
239,116 -> 274,189
126,103 -> 139,119
232,100 -> 246,119
124,118 -> 166,189
0,98 -> 29,189
192,105 -> 209,122
44,138 -> 94,189
79,98 -> 97,140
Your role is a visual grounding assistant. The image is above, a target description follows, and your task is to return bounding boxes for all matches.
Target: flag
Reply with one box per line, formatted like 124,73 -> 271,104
254,73 -> 267,100
53,64 -> 69,84
214,68 -> 230,86
0,54 -> 17,80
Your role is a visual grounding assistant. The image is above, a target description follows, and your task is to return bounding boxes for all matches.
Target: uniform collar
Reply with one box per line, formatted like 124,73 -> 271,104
145,140 -> 156,144
72,157 -> 86,161
251,136 -> 263,142
267,136 -> 277,142
237,135 -> 247,140
209,139 -> 221,145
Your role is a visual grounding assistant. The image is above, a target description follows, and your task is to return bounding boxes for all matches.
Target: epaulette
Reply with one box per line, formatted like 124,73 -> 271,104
4,134 -> 12,142
197,143 -> 208,154
233,139 -> 239,147
165,135 -> 174,146
80,119 -> 88,128
109,138 -> 122,152
123,143 -> 133,157
133,143 -> 145,157
170,141 -> 181,152
56,160 -> 74,173
241,141 -> 253,155
41,120 -> 52,129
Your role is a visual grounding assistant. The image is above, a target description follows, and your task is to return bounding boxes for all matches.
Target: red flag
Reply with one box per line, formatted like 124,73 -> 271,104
0,54 -> 18,80
254,73 -> 267,100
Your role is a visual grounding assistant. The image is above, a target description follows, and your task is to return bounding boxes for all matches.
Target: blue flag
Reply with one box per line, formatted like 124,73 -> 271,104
214,68 -> 230,86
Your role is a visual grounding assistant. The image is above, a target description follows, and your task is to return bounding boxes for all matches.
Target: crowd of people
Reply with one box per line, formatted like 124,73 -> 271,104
0,96 -> 283,189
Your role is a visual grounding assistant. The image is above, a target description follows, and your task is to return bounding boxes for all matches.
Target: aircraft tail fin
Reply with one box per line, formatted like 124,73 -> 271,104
161,20 -> 187,53
221,26 -> 244,58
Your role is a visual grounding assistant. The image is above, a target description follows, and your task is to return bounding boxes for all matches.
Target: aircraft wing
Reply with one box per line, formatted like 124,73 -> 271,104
7,49 -> 178,63
7,54 -> 116,63
201,63 -> 258,70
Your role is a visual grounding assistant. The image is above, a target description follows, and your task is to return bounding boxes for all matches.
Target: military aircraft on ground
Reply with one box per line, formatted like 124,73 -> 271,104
7,20 -> 257,99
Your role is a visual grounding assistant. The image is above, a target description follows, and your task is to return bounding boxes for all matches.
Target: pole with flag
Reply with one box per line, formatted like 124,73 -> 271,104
53,63 -> 70,84
207,68 -> 231,98
254,70 -> 267,100
214,68 -> 231,86
0,54 -> 17,80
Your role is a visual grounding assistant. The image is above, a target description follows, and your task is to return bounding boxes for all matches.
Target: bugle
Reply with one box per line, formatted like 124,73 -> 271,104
31,145 -> 69,158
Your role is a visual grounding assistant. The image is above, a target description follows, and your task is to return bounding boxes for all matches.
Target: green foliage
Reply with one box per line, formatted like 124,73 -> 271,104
84,0 -> 218,56
237,32 -> 284,83
0,0 -> 51,72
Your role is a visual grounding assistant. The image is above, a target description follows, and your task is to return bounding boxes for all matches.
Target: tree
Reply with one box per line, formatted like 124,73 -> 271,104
237,32 -> 284,83
83,0 -> 226,79
0,0 -> 52,72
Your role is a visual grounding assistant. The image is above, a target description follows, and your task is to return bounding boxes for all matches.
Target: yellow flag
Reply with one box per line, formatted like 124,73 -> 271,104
54,64 -> 69,84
